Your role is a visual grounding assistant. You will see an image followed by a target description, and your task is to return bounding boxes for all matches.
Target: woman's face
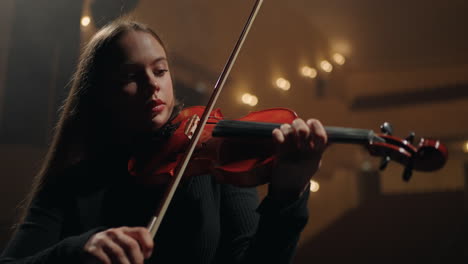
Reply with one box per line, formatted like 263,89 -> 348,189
108,30 -> 175,134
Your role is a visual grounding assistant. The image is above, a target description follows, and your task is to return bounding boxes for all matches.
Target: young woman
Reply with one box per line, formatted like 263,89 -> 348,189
0,20 -> 327,264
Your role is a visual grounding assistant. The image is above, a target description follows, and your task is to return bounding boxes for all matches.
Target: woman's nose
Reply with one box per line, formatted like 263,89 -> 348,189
148,80 -> 160,92
144,70 -> 160,93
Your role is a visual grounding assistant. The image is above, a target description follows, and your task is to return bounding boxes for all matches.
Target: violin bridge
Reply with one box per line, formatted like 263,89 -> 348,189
184,114 -> 200,139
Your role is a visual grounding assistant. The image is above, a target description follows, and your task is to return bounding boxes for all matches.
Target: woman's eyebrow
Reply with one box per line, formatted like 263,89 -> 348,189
121,57 -> 167,67
152,57 -> 167,65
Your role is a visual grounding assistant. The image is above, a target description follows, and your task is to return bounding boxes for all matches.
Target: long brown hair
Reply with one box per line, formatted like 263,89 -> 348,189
18,19 -> 175,224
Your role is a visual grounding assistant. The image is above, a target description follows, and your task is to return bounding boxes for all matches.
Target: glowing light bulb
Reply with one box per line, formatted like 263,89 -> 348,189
81,16 -> 91,27
300,66 -> 317,78
249,95 -> 258,106
242,93 -> 253,105
275,77 -> 291,91
463,141 -> 468,153
241,93 -> 258,106
320,60 -> 333,73
332,53 -> 346,65
310,180 -> 320,192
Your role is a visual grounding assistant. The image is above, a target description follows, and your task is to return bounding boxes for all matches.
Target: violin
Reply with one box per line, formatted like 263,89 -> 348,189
128,106 -> 448,187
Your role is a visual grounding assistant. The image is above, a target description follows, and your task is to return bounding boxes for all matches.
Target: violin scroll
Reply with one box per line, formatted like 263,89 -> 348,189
367,122 -> 448,181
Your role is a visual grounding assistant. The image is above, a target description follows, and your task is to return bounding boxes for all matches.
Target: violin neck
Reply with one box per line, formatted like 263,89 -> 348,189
212,120 -> 385,145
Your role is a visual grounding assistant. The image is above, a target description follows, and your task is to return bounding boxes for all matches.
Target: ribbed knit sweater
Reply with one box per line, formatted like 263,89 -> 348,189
0,160 -> 309,264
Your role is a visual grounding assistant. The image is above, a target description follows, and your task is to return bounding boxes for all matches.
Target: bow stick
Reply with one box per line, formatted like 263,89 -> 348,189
147,0 -> 264,238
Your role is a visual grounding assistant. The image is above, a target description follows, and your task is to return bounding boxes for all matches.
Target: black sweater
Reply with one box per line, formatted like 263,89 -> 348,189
0,160 -> 309,264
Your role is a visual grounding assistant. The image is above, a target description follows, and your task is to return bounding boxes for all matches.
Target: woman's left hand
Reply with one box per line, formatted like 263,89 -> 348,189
270,118 -> 327,201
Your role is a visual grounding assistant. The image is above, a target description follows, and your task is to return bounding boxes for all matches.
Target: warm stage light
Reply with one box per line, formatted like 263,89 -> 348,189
320,60 -> 333,73
301,66 -> 317,78
310,180 -> 320,192
241,93 -> 258,106
275,77 -> 291,91
81,16 -> 91,27
250,95 -> 258,106
242,93 -> 252,104
332,53 -> 346,65
463,141 -> 468,153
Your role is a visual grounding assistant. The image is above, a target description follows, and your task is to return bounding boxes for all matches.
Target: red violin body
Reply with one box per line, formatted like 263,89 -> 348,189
128,106 -> 299,186
128,106 -> 448,186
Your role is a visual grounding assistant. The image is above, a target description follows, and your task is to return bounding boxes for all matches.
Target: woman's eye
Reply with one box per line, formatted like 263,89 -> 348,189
120,73 -> 136,82
154,69 -> 168,77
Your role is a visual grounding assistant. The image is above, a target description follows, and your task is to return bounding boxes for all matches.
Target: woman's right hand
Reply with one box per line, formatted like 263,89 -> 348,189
83,226 -> 154,264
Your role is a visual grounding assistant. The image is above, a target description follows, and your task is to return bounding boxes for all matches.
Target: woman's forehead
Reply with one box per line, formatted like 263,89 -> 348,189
115,30 -> 167,66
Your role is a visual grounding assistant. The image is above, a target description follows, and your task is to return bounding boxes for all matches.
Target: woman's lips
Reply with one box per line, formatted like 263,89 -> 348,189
152,104 -> 165,113
147,99 -> 165,115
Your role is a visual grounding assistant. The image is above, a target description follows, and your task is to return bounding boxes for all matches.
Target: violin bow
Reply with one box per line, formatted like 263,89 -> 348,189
147,0 -> 264,238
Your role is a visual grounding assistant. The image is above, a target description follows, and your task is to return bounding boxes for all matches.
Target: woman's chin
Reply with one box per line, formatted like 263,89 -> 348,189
149,105 -> 173,132
150,115 -> 169,131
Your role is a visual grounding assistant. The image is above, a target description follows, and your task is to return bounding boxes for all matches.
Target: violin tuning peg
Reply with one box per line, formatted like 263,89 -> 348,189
405,132 -> 415,144
380,122 -> 393,135
402,165 -> 413,182
403,163 -> 413,182
379,156 -> 391,170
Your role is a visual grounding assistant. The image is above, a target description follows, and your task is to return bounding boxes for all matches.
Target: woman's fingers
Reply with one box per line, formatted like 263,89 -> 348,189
292,118 -> 310,150
306,118 -> 327,153
101,237 -> 130,264
83,226 -> 154,264
273,118 -> 327,156
108,228 -> 145,264
122,227 -> 154,259
272,123 -> 292,144
85,245 -> 111,264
